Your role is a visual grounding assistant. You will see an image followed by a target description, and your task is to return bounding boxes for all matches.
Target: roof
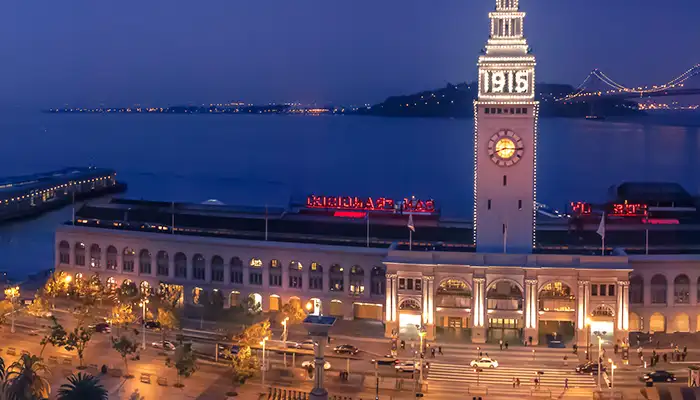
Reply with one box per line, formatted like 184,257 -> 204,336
70,198 -> 700,255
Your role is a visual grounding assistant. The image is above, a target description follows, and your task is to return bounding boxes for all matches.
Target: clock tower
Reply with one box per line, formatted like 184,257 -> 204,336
473,0 -> 539,253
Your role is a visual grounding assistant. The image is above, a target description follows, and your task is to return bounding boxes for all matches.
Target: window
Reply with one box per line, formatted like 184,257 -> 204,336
518,200 -> 522,210
122,248 -> 135,272
485,108 -> 490,114
349,265 -> 364,296
106,246 -> 117,270
591,285 -> 598,296
139,250 -> 152,275
59,241 -> 70,264
269,259 -> 282,287
156,251 -> 169,276
289,276 -> 302,289
329,264 -> 344,292
488,200 -> 492,210
522,108 -> 528,114
211,256 -> 224,282
249,271 -> 262,285
75,243 -> 86,266
407,279 -> 413,290
503,175 -> 507,186
230,257 -> 243,284
609,284 -> 615,297
371,266 -> 385,296
490,108 -> 496,114
497,108 -> 502,114
174,252 -> 187,278
310,262 -> 323,290
289,261 -> 303,289
516,108 -> 522,114
416,279 -> 422,292
192,254 -> 205,281
399,278 -> 406,290
600,284 -> 606,296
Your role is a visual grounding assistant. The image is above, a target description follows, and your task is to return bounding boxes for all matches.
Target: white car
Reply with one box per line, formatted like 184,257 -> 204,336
152,341 -> 176,351
301,360 -> 331,370
470,358 -> 499,369
395,361 -> 424,372
295,340 -> 315,350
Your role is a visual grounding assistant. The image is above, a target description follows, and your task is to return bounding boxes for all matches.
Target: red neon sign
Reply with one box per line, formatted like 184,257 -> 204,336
612,203 -> 647,217
333,211 -> 367,219
307,195 -> 436,213
643,218 -> 679,225
571,202 -> 592,215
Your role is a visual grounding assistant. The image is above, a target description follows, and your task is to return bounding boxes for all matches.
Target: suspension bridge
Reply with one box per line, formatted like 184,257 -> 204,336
557,64 -> 700,102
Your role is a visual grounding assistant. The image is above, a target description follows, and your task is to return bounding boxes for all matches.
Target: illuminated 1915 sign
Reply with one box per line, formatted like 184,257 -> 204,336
483,70 -> 530,95
306,195 -> 436,213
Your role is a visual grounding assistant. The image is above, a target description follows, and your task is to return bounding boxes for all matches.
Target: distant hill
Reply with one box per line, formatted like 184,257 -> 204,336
355,82 -> 644,119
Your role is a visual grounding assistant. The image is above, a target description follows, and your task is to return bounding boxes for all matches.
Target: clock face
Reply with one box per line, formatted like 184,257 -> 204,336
488,130 -> 524,167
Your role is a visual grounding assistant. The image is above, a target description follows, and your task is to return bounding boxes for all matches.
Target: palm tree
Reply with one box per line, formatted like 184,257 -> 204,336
57,373 -> 107,400
3,354 -> 51,400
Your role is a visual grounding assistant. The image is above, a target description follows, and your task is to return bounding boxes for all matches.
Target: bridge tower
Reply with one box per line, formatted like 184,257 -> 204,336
473,0 -> 540,254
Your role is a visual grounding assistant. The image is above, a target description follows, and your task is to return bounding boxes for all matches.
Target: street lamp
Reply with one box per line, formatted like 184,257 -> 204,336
585,318 -> 592,361
281,317 -> 289,367
608,358 -> 616,393
418,326 -> 427,388
4,286 -> 20,334
593,330 -> 607,390
138,297 -> 149,350
260,336 -> 269,388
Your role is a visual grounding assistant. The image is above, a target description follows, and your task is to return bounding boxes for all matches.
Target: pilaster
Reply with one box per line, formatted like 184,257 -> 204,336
472,277 -> 487,343
524,278 -> 539,345
576,280 -> 590,346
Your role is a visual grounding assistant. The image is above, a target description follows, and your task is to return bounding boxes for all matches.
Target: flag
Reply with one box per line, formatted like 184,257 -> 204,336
407,214 -> 415,232
596,213 -> 606,238
503,223 -> 508,253
365,212 -> 370,248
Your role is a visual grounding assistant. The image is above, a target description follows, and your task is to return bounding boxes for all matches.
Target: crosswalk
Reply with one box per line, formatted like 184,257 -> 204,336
426,362 -> 597,390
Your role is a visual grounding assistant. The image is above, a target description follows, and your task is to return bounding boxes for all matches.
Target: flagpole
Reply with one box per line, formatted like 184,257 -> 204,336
265,205 -> 268,241
645,214 -> 649,255
71,191 -> 75,226
503,223 -> 507,253
171,201 -> 175,234
366,213 -> 370,248
409,230 -> 412,251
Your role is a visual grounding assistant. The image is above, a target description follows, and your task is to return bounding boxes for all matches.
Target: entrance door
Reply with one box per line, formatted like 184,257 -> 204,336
399,313 -> 421,340
448,317 -> 463,329
488,318 -> 521,343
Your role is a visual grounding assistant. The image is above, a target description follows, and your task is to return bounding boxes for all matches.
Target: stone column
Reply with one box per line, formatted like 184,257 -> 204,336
576,280 -> 590,346
472,277 -> 487,343
343,267 -> 351,295
643,276 -> 651,307
524,279 -> 539,345
690,277 -> 698,306
615,280 -> 630,344
168,255 -> 175,279
667,277 -> 675,306
282,262 -> 289,290
426,276 -> 435,340
223,261 -> 231,286
385,274 -> 398,337
363,270 -> 372,300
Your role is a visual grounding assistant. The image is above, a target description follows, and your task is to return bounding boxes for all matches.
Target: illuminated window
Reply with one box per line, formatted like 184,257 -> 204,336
399,278 -> 406,290
310,263 -> 323,290
250,258 -> 262,268
192,254 -> 205,281
350,266 -> 364,296
75,242 -> 86,267
89,244 -> 101,268
329,264 -> 344,292
415,279 -> 422,291
106,246 -> 117,270
122,247 -> 135,272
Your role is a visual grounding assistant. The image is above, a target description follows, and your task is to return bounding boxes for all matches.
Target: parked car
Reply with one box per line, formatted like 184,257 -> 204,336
371,355 -> 399,366
152,341 -> 176,351
576,362 -> 606,375
301,360 -> 331,370
643,371 -> 676,382
295,340 -> 315,351
89,322 -> 111,334
470,358 -> 499,369
144,321 -> 161,330
333,344 -> 360,355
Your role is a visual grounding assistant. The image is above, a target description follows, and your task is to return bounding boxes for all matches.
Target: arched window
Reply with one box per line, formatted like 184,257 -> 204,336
211,256 -> 224,282
651,274 -> 667,304
174,252 -> 187,278
59,241 -> 70,264
329,264 -> 344,292
436,278 -> 472,308
192,254 -> 205,281
249,258 -> 262,285
269,259 -> 282,287
139,249 -> 152,275
674,274 -> 690,304
89,244 -> 101,269
289,261 -> 303,289
309,262 -> 323,290
74,242 -> 86,266
156,251 -> 169,276
122,247 -> 135,272
486,280 -> 523,311
106,246 -> 117,270
349,266 -> 364,296
230,257 -> 243,284
538,281 -> 575,312
370,266 -> 385,296
399,298 -> 421,311
630,275 -> 644,304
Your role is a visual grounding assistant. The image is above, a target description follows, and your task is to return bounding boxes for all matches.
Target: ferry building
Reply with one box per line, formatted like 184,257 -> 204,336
54,0 -> 700,347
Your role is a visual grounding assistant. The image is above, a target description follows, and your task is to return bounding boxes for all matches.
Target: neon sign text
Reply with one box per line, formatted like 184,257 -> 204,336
307,195 -> 436,213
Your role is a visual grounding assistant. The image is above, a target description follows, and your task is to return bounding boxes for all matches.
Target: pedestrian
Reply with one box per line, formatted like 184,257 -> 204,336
684,345 -> 688,354
505,341 -> 509,350
516,378 -> 521,387
534,378 -> 539,388
563,355 -> 568,366
513,377 -> 516,388
479,351 -> 483,357
683,352 -> 688,361
485,352 -> 489,358
328,336 -> 331,345
401,339 -> 405,350
573,344 -> 578,354
499,339 -> 504,350
565,378 -> 569,389
614,344 -> 619,354
431,347 -> 435,358
663,353 -> 668,363
438,346 -> 443,355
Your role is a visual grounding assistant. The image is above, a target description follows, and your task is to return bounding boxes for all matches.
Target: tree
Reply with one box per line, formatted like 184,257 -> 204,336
42,271 -> 69,308
111,336 -> 139,377
63,325 -> 93,368
155,285 -> 183,310
3,354 -> 51,400
0,300 -> 14,327
109,303 -> 136,335
26,295 -> 50,326
57,373 -> 107,400
114,281 -> 139,305
39,316 -> 67,357
228,345 -> 259,385
165,342 -> 198,388
156,307 -> 180,343
235,320 -> 272,347
83,274 -> 105,306
276,301 -> 307,326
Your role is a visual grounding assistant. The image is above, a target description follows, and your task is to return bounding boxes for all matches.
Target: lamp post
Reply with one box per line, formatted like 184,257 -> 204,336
4,286 -> 20,334
260,336 -> 269,388
585,318 -> 591,361
374,360 -> 380,400
418,326 -> 427,388
593,330 -> 606,390
282,317 -> 289,367
138,297 -> 149,350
